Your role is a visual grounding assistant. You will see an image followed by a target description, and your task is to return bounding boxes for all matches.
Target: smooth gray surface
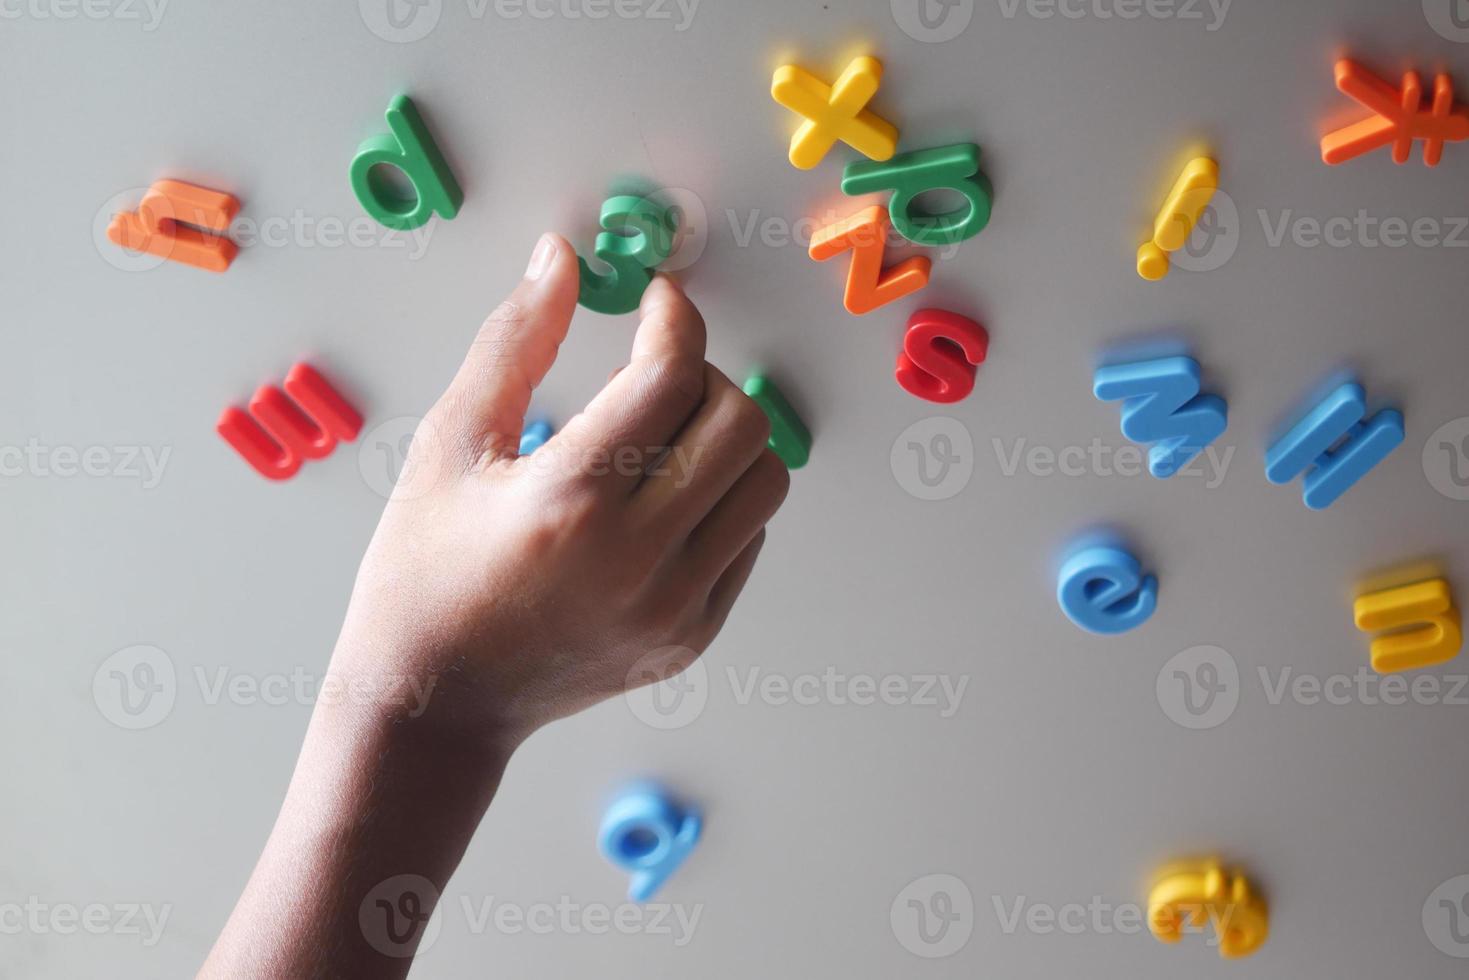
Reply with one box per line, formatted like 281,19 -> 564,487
4,1 -> 1469,977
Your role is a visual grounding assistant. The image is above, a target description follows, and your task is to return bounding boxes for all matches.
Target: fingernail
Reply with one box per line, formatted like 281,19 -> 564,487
525,234 -> 555,281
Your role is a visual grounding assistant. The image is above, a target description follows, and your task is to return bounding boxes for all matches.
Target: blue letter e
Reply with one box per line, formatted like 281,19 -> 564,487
1057,544 -> 1158,635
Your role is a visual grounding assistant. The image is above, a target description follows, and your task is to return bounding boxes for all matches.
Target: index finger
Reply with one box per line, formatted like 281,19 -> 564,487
554,276 -> 708,494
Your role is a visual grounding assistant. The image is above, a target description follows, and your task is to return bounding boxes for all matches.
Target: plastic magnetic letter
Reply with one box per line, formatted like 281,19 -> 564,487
596,195 -> 678,268
895,309 -> 989,404
1093,356 -> 1227,478
1321,59 -> 1469,167
1057,544 -> 1157,635
519,420 -> 554,456
217,363 -> 363,480
809,205 -> 931,315
743,374 -> 811,469
1136,157 -> 1218,282
770,56 -> 899,170
1264,380 -> 1404,510
598,783 -> 701,902
106,179 -> 240,272
1354,578 -> 1463,674
578,249 -> 652,315
578,195 -> 678,315
842,143 -> 993,246
1148,860 -> 1268,960
350,94 -> 463,231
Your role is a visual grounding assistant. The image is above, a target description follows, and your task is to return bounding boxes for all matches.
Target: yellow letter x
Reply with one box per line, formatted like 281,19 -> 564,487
771,56 -> 899,170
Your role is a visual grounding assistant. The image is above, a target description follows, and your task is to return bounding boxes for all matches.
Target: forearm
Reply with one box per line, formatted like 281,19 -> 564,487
200,682 -> 514,980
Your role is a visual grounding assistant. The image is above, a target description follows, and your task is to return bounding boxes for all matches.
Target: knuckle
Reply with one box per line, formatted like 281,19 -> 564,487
516,519 -> 562,562
723,388 -> 772,449
756,450 -> 792,506
480,300 -> 528,338
543,470 -> 604,527
646,356 -> 706,414
517,481 -> 601,555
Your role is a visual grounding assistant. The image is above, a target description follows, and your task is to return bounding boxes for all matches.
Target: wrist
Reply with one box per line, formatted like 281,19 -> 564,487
283,635 -> 523,875
201,658 -> 518,980
302,673 -> 518,828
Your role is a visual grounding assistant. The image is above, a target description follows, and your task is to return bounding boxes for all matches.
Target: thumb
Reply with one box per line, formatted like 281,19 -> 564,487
438,233 -> 580,462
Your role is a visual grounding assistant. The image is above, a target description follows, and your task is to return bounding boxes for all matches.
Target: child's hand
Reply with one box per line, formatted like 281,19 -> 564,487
335,233 -> 788,747
201,234 -> 788,979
